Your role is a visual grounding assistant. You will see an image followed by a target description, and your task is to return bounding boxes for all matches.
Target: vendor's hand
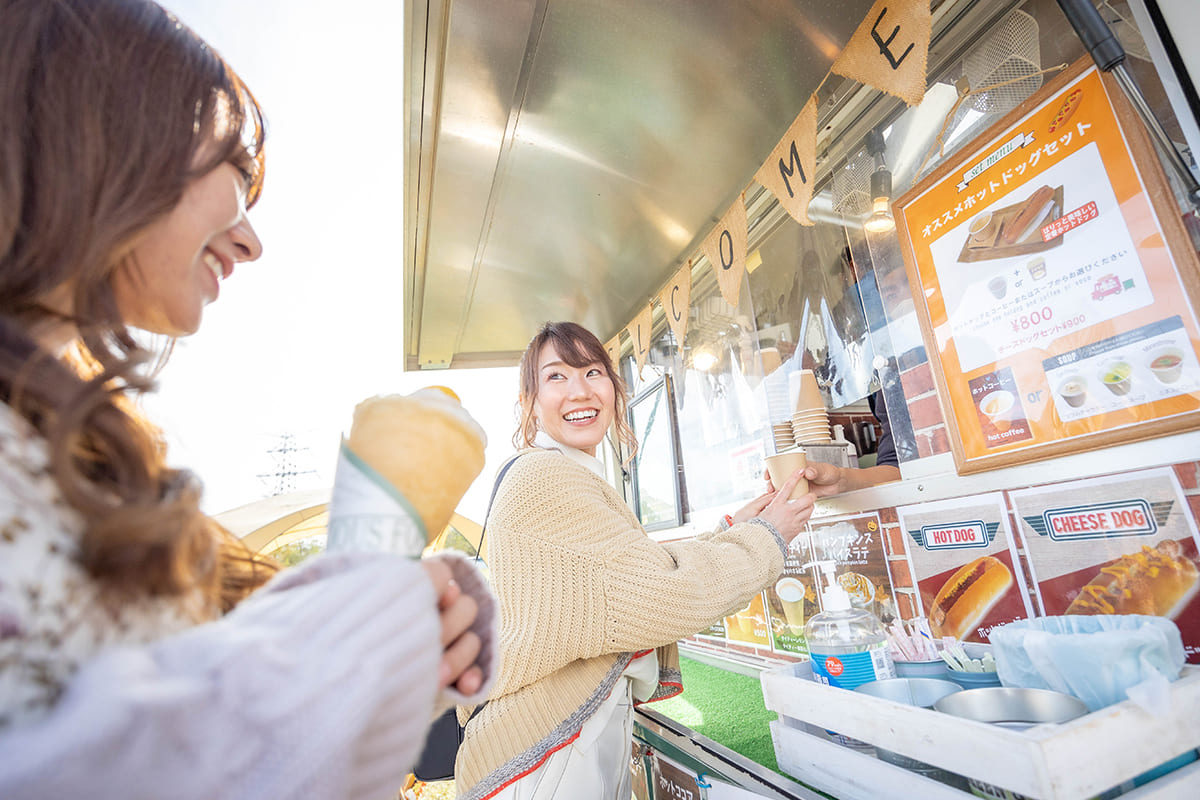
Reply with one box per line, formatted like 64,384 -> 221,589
422,557 -> 484,694
730,490 -> 775,525
754,469 -> 815,546
803,461 -> 848,498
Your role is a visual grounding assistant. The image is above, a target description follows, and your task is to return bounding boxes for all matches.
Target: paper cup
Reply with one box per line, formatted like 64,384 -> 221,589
1148,347 -> 1184,384
979,389 -> 1015,431
765,449 -> 809,498
1057,375 -> 1088,408
775,577 -> 808,634
1099,360 -> 1133,395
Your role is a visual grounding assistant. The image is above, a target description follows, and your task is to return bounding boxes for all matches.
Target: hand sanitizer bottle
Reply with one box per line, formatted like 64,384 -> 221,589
804,561 -> 895,753
805,560 -> 895,689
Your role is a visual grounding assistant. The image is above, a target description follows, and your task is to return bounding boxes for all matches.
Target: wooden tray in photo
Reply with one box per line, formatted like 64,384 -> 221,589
957,184 -> 1065,263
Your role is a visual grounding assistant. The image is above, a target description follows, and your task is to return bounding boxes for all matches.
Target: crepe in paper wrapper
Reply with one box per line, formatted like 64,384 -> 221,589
326,387 -> 487,556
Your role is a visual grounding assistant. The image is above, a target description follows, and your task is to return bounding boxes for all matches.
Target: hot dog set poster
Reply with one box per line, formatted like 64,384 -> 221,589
897,492 -> 1034,643
1009,467 -> 1200,663
894,60 -> 1200,472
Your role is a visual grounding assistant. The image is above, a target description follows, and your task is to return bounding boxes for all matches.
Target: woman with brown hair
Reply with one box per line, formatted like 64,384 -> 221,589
0,1 -> 494,797
455,321 -> 813,800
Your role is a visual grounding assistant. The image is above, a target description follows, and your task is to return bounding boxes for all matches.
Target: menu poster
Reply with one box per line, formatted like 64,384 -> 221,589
694,619 -> 728,640
1009,468 -> 1200,663
894,60 -> 1200,472
631,748 -> 651,800
652,752 -> 704,800
722,591 -> 771,647
765,533 -> 817,655
897,493 -> 1034,643
806,513 -> 897,624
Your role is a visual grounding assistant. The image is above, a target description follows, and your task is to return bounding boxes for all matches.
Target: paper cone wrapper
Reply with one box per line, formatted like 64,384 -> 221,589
325,390 -> 486,556
326,442 -> 430,557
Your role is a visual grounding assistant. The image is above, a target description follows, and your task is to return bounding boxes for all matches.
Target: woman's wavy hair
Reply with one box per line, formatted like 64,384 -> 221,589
513,321 -> 637,460
0,0 -> 276,613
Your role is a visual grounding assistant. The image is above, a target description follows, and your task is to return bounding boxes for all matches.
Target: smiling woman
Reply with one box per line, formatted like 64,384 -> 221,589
454,320 -> 814,800
0,1 -> 494,797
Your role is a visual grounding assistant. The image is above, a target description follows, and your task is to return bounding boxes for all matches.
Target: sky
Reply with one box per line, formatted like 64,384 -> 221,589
146,0 -> 520,523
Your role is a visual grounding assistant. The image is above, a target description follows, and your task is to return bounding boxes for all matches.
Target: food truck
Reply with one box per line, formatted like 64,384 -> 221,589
402,0 -> 1200,797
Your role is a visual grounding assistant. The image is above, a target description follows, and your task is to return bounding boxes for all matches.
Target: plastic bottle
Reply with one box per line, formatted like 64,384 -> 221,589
805,561 -> 895,689
805,561 -> 896,753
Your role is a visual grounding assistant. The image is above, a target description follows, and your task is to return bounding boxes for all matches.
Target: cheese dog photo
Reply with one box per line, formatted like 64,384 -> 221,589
927,555 -> 1014,640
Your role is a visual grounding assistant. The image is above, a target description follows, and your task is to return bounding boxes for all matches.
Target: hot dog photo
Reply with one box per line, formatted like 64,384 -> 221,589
897,493 -> 1035,644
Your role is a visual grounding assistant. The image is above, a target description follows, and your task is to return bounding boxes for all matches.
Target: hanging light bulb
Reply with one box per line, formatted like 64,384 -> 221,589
863,128 -> 896,234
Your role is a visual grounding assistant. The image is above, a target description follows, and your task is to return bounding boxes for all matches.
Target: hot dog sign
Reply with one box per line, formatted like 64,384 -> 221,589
898,493 -> 1035,643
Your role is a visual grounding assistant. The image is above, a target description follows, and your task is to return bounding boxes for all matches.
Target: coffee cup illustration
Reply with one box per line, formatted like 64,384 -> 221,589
968,211 -> 996,244
1148,347 -> 1185,384
774,577 -> 807,634
987,275 -> 1007,299
1099,360 -> 1133,395
1057,375 -> 1088,408
979,389 -> 1015,431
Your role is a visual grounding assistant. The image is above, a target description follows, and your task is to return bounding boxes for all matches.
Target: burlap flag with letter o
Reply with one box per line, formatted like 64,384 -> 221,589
702,196 -> 747,308
659,262 -> 691,358
755,97 -> 817,227
831,0 -> 932,107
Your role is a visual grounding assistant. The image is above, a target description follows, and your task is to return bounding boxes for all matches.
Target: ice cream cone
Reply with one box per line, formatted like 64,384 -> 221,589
327,387 -> 487,556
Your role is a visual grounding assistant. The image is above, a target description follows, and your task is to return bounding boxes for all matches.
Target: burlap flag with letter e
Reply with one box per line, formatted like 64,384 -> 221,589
703,196 -> 747,308
659,262 -> 691,358
832,0 -> 931,107
628,303 -> 654,378
755,97 -> 817,228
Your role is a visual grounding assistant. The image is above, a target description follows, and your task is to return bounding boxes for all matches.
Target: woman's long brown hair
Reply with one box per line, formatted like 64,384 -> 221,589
0,0 -> 276,613
513,321 -> 638,459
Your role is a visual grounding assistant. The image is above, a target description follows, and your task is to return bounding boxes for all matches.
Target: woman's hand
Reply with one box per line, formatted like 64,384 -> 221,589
753,469 -> 815,546
730,490 -> 775,525
421,557 -> 484,694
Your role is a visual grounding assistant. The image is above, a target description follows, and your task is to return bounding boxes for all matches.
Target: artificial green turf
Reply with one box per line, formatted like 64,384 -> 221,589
649,655 -> 782,774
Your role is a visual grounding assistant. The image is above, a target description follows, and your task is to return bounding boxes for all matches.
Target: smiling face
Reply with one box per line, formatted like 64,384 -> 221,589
111,161 -> 262,337
532,341 -> 616,455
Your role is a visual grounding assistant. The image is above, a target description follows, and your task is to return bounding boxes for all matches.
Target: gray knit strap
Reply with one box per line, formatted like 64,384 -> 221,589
748,517 -> 788,557
460,653 -> 636,800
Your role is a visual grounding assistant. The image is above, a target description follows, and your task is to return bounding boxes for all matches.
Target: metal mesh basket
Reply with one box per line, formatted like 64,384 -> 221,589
964,9 -> 1042,115
831,149 -> 874,218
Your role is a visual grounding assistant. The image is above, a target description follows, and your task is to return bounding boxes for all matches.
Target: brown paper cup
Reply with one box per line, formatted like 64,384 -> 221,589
766,449 -> 809,498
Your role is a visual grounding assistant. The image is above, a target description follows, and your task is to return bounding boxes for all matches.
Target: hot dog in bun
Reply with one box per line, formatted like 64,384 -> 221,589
928,556 -> 1013,640
1066,540 -> 1199,619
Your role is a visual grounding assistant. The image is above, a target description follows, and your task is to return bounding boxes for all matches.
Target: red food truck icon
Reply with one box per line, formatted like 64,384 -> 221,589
1092,273 -> 1122,300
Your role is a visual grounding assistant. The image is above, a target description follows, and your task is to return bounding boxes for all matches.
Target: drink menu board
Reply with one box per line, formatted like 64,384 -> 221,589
806,513 -> 897,623
894,60 -> 1200,472
1009,468 -> 1200,663
896,493 -> 1034,644
764,525 -> 817,655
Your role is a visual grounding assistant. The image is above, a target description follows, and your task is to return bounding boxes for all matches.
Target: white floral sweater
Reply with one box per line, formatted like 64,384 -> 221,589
0,402 -> 497,800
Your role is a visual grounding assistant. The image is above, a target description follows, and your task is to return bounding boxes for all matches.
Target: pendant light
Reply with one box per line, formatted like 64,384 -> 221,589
863,128 -> 895,234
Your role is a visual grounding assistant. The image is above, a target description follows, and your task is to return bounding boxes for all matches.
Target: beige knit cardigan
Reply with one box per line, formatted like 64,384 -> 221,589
455,448 -> 786,799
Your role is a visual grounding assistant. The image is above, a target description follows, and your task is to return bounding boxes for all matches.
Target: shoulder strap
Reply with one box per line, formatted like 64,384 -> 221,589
473,454 -> 521,564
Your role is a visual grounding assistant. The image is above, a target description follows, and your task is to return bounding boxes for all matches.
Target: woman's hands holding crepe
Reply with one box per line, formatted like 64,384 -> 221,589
422,556 -> 485,694
748,469 -> 814,546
